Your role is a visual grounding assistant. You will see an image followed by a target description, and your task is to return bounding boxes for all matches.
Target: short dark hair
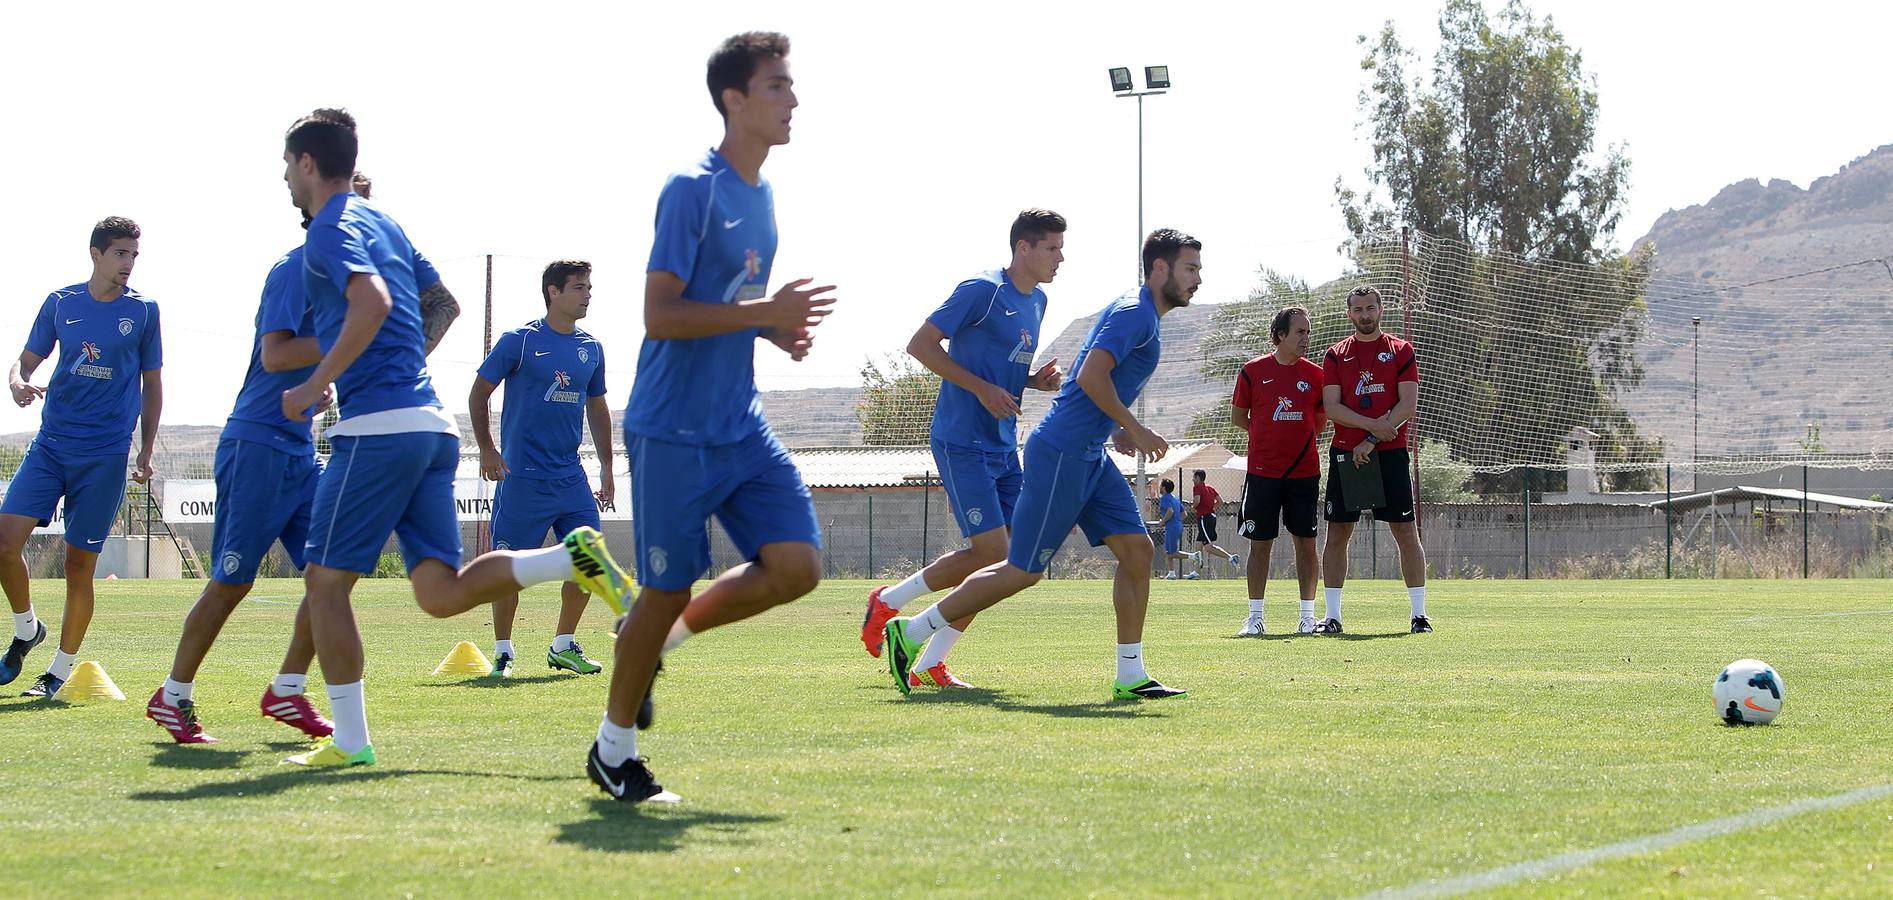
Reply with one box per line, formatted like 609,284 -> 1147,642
1161,479 -> 1175,494
542,260 -> 592,306
1348,285 -> 1382,306
1270,305 -> 1309,344
284,108 -> 359,180
707,32 -> 790,118
89,216 -> 140,252
352,171 -> 373,199
1193,469 -> 1206,481
1141,228 -> 1201,278
1009,208 -> 1066,251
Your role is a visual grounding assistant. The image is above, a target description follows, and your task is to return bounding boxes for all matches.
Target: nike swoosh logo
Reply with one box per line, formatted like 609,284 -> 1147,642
86,538 -> 103,545
534,351 -> 550,356
1260,379 -> 1275,384
1743,697 -> 1777,713
1003,309 -> 1018,316
723,218 -> 744,229
65,319 -> 83,325
1340,356 -> 1353,362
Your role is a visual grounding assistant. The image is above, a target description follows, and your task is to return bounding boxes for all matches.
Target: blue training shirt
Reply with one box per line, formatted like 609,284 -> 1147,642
1031,287 -> 1162,459
302,193 -> 443,418
623,148 -> 777,446
223,246 -> 318,454
477,320 -> 606,480
1159,493 -> 1184,534
926,268 -> 1046,451
24,283 -> 162,456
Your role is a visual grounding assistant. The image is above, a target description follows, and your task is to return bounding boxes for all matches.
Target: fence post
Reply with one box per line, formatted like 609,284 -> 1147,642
1521,467 -> 1532,579
866,492 -> 874,578
1664,464 -> 1672,579
921,473 -> 930,565
1369,520 -> 1377,580
1802,464 -> 1810,579
144,484 -> 152,579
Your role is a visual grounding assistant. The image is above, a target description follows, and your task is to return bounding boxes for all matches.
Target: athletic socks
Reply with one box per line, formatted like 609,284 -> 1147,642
881,571 -> 934,610
912,625 -> 963,672
324,680 -> 370,754
662,619 -> 693,655
1116,642 -> 1148,685
13,609 -> 37,641
904,605 -> 950,645
1409,585 -> 1427,617
494,639 -> 515,659
48,650 -> 76,681
552,634 -> 577,653
1248,598 -> 1265,615
510,545 -> 575,588
596,716 -> 637,766
161,677 -> 192,706
270,673 -> 307,698
1324,587 -> 1343,621
1299,599 -> 1316,618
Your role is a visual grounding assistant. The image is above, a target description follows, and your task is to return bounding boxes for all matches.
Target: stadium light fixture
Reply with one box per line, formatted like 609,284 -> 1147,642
1108,64 -> 1173,502
1109,67 -> 1134,93
1144,66 -> 1170,90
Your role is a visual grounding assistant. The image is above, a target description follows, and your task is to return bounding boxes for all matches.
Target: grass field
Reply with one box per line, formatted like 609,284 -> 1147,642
2,577 -> 1890,897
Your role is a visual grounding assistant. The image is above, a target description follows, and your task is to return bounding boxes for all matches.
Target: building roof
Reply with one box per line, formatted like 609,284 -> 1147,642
1646,486 -> 1893,513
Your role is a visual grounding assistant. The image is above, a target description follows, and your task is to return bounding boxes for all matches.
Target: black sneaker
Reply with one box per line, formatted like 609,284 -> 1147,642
586,743 -> 680,803
636,660 -> 660,730
1410,615 -> 1433,634
1313,618 -> 1344,635
22,672 -> 64,699
0,621 -> 46,686
493,652 -> 516,678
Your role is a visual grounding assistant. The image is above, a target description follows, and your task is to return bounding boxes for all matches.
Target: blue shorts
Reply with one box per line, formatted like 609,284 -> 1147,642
932,438 -> 1022,538
1006,435 -> 1146,573
491,473 -> 600,551
209,437 -> 320,584
304,432 -> 462,575
627,427 -> 820,592
1163,528 -> 1182,555
0,439 -> 126,550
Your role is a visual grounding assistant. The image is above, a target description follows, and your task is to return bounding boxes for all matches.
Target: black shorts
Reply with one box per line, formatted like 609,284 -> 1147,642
1324,446 -> 1415,523
1239,473 -> 1319,541
1195,512 -> 1218,544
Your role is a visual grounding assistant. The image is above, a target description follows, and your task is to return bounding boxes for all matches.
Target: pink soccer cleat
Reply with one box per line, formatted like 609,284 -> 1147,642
147,688 -> 219,744
260,686 -> 335,739
861,586 -> 897,658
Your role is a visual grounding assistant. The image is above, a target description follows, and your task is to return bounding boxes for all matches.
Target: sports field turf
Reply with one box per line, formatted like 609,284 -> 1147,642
2,577 -> 1889,897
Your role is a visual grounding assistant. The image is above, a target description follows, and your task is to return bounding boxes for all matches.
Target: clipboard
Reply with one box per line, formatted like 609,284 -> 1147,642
1332,446 -> 1386,511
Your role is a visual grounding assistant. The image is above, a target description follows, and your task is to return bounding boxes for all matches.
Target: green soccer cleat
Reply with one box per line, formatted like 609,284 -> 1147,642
884,618 -> 923,696
1112,678 -> 1188,700
285,738 -> 377,768
548,643 -> 602,675
563,526 -> 630,616
492,652 -> 516,678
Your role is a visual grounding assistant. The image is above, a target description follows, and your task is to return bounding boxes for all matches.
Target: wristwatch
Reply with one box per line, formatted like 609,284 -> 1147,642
1363,435 -> 1380,445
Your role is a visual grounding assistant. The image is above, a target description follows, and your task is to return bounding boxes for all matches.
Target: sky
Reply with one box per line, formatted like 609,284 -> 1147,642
1,0 -> 1886,438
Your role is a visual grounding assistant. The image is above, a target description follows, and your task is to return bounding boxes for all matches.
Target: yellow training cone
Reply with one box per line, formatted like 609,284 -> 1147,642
54,661 -> 126,702
432,641 -> 493,676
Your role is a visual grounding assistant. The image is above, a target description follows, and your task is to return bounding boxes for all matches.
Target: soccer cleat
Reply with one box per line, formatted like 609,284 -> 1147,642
1297,614 -> 1318,635
493,652 -> 516,678
861,586 -> 897,658
883,618 -> 922,695
1410,615 -> 1434,634
563,526 -> 630,616
1184,572 -> 1200,580
1313,618 -> 1344,635
548,644 -> 602,675
0,621 -> 46,686
1161,572 -> 1178,580
909,663 -> 972,689
587,743 -> 681,803
1112,678 -> 1188,700
1229,554 -> 1241,570
147,689 -> 218,744
285,738 -> 375,768
260,687 -> 335,739
1190,551 -> 1204,566
1238,613 -> 1265,637
22,672 -> 64,699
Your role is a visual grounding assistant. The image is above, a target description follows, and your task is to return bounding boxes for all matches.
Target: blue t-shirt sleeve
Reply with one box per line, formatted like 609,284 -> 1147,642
476,331 -> 521,385
140,302 -> 163,371
924,279 -> 995,337
646,175 -> 708,282
586,345 -> 607,398
24,295 -> 56,358
412,248 -> 442,292
306,218 -> 380,297
259,267 -> 307,336
1087,302 -> 1153,364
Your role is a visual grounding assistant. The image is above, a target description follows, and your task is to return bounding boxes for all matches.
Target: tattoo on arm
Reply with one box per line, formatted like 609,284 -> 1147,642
418,282 -> 460,355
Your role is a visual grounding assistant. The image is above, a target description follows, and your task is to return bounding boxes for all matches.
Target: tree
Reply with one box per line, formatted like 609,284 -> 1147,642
854,354 -> 940,446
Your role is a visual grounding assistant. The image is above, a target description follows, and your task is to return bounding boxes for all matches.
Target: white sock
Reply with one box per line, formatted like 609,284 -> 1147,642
510,545 -> 575,587
596,716 -> 637,766
1409,586 -> 1427,617
913,625 -> 963,672
552,633 -> 577,653
13,609 -> 37,641
49,650 -> 77,681
880,571 -> 933,610
904,605 -> 949,645
271,673 -> 307,697
1116,642 -> 1148,685
1299,599 -> 1316,618
494,639 -> 515,659
162,677 -> 192,705
325,680 -> 370,754
1324,587 -> 1342,621
662,618 -> 693,655
1248,598 -> 1265,616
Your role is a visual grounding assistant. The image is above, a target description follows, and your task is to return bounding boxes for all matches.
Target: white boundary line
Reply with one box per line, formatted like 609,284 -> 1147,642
1363,783 -> 1893,899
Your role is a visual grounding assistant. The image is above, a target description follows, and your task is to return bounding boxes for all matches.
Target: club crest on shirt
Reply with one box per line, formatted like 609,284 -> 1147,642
1271,396 -> 1304,422
1296,380 -> 1312,393
544,370 -> 582,404
118,318 -> 134,336
1378,350 -> 1394,363
577,346 -> 588,364
69,341 -> 112,380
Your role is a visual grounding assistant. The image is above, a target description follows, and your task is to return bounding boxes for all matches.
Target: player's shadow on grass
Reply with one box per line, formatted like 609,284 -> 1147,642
552,800 -> 780,854
896,687 -> 1159,719
419,673 -> 569,688
149,744 -> 253,770
0,700 -> 57,716
127,767 -> 571,802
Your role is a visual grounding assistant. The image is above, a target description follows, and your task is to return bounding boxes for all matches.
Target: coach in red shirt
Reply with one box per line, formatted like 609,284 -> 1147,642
1230,305 -> 1325,636
1317,286 -> 1430,635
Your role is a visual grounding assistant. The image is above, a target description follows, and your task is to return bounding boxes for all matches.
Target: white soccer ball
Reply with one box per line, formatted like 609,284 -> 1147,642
1713,659 -> 1784,725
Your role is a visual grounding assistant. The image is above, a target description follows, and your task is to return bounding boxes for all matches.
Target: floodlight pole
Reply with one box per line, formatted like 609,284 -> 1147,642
1691,316 -> 1701,491
1117,84 -> 1166,505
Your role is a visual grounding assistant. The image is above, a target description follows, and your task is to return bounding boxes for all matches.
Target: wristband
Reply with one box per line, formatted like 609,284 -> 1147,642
1363,435 -> 1379,445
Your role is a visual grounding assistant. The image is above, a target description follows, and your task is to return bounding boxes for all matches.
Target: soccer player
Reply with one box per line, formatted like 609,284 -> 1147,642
470,260 -> 614,677
1155,479 -> 1192,579
587,32 -> 836,804
1317,286 -> 1430,634
858,209 -> 1065,689
276,108 -> 630,768
1230,305 -> 1325,636
1188,469 -> 1238,573
0,217 -> 161,699
883,228 -> 1203,701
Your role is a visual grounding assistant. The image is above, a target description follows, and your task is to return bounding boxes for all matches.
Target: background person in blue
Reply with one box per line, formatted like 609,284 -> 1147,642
590,31 -> 836,805
883,229 -> 1204,702
858,209 -> 1066,690
470,260 -> 614,678
1155,479 -> 1194,579
0,217 -> 162,699
275,108 -> 630,769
